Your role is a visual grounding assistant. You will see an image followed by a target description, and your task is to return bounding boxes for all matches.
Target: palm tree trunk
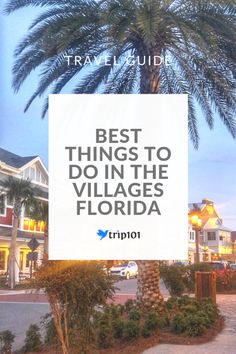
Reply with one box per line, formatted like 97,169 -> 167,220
139,49 -> 162,94
8,215 -> 19,289
140,67 -> 161,93
136,260 -> 164,311
8,201 -> 21,289
138,57 -> 164,310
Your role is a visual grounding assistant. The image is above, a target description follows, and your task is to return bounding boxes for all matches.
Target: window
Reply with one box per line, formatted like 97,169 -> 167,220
0,195 -> 6,216
24,168 -> 30,179
26,252 -> 30,268
6,195 -> 13,207
20,252 -> 24,271
41,175 -> 46,185
189,231 -> 195,241
23,219 -> 45,233
0,251 -> 6,270
219,235 -> 224,241
30,167 -> 36,180
36,167 -> 41,182
207,232 -> 216,241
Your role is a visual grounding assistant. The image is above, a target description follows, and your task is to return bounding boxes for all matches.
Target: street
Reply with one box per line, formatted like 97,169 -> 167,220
0,302 -> 50,351
115,278 -> 169,296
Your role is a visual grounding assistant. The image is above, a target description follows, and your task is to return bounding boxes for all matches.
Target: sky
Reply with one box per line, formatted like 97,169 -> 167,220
0,3 -> 236,229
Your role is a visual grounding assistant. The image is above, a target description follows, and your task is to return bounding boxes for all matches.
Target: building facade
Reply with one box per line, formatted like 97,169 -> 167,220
188,199 -> 233,263
0,148 -> 48,280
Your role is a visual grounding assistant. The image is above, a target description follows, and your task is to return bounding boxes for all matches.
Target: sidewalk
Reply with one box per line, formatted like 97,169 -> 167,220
0,289 -> 47,303
143,294 -> 236,354
0,289 -> 135,304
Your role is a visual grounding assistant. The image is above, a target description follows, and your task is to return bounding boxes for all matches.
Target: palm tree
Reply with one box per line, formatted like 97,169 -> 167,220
4,0 -> 236,148
4,0 -> 236,308
1,177 -> 36,289
26,200 -> 48,258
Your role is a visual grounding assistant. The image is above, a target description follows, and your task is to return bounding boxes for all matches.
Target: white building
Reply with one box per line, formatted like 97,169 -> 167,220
188,199 -> 232,263
0,148 -> 48,280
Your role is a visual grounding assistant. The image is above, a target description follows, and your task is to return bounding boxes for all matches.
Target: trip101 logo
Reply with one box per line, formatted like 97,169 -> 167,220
97,230 -> 140,241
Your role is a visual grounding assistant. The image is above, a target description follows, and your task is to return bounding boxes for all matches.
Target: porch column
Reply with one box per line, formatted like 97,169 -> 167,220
15,244 -> 21,283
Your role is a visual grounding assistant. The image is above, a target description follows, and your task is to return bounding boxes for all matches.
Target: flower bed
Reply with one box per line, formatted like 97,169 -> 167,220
19,296 -> 223,354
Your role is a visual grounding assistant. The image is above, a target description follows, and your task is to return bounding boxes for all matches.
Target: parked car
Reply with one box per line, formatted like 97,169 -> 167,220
110,261 -> 138,279
207,261 -> 227,270
230,264 -> 236,270
172,261 -> 189,267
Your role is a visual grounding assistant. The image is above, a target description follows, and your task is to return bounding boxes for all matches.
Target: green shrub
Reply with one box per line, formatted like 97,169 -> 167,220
93,311 -> 103,327
186,314 -> 207,336
169,297 -> 219,337
144,311 -> 159,331
0,330 -> 15,354
97,313 -> 111,327
44,320 -> 57,345
143,310 -> 167,331
183,263 -> 211,292
112,318 -> 125,339
22,324 -> 42,353
104,303 -> 123,319
181,304 -> 199,314
177,295 -> 193,306
0,276 -> 8,289
41,314 -> 57,345
201,298 -> 218,321
123,320 -> 140,340
158,315 -> 169,328
171,314 -> 187,334
116,304 -> 125,316
141,325 -> 152,338
165,297 -> 178,310
196,311 -> 212,328
160,266 -> 185,296
124,299 -> 136,312
97,323 -> 112,349
129,308 -> 141,321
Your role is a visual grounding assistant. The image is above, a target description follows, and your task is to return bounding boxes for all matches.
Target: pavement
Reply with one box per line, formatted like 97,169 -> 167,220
0,281 -> 235,353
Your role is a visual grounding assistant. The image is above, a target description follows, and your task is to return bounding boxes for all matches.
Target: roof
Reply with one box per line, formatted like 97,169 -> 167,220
203,217 -> 231,231
188,202 -> 204,211
0,148 -> 37,169
188,199 -> 214,212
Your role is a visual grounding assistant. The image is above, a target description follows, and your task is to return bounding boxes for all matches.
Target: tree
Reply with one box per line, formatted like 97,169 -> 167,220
35,261 -> 115,354
137,260 -> 164,310
26,200 -> 48,258
22,324 -> 42,353
4,0 -> 236,308
4,0 -> 236,148
1,177 -> 36,289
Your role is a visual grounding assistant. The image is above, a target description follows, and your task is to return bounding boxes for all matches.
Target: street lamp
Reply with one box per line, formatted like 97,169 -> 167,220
191,215 -> 202,263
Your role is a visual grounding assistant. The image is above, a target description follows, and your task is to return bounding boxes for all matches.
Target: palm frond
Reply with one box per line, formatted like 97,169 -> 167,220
5,0 -> 236,148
